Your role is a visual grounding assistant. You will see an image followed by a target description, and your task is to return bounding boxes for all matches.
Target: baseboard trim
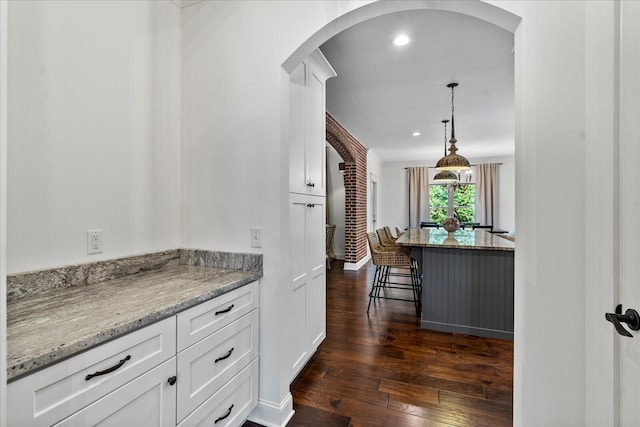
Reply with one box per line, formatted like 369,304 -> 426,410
420,320 -> 514,341
247,393 -> 295,427
343,254 -> 370,271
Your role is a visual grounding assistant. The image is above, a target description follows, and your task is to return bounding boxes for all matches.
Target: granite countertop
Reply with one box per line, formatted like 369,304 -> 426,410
396,228 -> 515,251
7,250 -> 262,381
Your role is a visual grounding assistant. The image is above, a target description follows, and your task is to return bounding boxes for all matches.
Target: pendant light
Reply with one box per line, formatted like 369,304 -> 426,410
433,119 -> 458,183
435,82 -> 471,171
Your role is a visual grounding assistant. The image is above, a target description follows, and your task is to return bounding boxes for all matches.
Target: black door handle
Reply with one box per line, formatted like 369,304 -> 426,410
605,304 -> 640,337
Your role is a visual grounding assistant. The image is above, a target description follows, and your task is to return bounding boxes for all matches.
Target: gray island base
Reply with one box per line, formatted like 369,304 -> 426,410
396,228 -> 515,340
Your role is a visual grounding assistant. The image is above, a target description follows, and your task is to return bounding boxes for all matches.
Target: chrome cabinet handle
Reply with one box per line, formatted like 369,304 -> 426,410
605,304 -> 640,337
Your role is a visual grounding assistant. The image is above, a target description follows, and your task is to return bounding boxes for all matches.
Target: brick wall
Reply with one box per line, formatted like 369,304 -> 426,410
326,113 -> 368,265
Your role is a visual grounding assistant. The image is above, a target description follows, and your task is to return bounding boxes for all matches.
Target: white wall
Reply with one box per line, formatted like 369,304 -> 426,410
494,2 -> 587,425
4,1 -> 613,425
379,155 -> 515,233
367,149 -> 382,233
7,0 -> 182,273
326,144 -> 345,259
0,1 -> 7,423
181,2 -> 371,424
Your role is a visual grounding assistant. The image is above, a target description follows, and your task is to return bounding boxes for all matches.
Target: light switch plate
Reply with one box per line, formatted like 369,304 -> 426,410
250,227 -> 262,248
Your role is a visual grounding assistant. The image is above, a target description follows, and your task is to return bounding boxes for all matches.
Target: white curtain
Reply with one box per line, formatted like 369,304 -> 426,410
475,163 -> 498,226
407,167 -> 429,228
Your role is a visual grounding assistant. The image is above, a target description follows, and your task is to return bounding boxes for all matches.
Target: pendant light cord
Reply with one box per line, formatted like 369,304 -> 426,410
442,120 -> 448,155
450,84 -> 455,140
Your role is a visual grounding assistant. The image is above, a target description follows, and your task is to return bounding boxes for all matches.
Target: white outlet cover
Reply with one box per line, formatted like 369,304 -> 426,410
87,229 -> 103,255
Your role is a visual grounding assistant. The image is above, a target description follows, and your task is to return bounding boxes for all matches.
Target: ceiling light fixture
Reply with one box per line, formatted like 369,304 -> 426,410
435,82 -> 471,171
412,131 -> 421,137
393,34 -> 410,46
433,120 -> 458,183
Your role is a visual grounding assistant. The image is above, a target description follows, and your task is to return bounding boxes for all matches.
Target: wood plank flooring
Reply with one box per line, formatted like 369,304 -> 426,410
247,260 -> 513,426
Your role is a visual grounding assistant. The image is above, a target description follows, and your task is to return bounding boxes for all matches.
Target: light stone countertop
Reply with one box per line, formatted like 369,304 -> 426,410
7,261 -> 261,381
396,228 -> 515,251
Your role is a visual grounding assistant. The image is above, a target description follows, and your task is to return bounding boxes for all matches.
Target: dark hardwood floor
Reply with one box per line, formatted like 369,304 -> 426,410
247,260 -> 513,427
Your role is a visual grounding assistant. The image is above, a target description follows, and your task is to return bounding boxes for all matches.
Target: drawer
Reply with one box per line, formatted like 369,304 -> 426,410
177,281 -> 259,352
53,357 -> 176,427
178,358 -> 259,427
8,316 -> 176,427
177,310 -> 259,422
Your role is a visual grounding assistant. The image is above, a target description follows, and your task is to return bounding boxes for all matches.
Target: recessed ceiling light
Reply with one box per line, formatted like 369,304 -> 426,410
412,131 -> 421,137
393,35 -> 410,47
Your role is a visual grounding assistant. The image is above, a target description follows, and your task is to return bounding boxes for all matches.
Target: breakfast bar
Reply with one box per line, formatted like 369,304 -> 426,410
396,228 -> 515,340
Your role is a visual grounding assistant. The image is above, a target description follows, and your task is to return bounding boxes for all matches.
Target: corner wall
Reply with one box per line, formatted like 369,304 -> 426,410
7,1 -> 182,273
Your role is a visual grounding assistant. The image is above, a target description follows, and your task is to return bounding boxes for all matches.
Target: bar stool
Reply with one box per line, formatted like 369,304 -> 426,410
366,232 -> 422,317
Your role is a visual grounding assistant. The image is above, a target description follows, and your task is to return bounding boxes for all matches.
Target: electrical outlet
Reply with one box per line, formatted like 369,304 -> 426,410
250,227 -> 262,248
87,229 -> 103,255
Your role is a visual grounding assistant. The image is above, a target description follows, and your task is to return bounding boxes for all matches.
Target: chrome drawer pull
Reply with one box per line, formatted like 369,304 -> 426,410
85,355 -> 131,380
214,404 -> 234,424
215,304 -> 234,316
214,348 -> 234,363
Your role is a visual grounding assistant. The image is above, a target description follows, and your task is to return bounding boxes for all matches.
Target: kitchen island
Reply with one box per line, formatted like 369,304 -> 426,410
396,228 -> 515,340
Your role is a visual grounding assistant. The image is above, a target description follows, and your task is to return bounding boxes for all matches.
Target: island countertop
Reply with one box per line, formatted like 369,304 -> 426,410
7,251 -> 262,381
396,228 -> 515,251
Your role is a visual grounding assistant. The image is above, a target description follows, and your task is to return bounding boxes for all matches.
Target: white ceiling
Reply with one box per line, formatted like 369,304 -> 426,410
321,9 -> 514,164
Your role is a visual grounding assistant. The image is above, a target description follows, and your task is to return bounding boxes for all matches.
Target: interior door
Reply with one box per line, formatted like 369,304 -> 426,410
370,176 -> 377,231
618,1 -> 640,422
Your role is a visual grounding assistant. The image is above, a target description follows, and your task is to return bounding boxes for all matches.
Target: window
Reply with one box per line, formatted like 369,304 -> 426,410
429,184 -> 475,224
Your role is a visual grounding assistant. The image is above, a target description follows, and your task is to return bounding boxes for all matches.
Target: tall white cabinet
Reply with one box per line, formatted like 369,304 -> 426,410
288,50 -> 335,381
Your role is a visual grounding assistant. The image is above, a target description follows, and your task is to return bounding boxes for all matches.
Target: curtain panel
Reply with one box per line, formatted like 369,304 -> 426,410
475,163 -> 499,226
407,167 -> 429,228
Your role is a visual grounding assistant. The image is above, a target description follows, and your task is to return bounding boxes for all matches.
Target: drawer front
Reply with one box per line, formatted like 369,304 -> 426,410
53,357 -> 176,427
177,310 -> 259,422
8,317 -> 176,427
177,281 -> 259,352
178,358 -> 258,427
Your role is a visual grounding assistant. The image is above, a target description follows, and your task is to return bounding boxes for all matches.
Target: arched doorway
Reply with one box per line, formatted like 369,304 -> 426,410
325,112 -> 368,269
281,1 -> 522,424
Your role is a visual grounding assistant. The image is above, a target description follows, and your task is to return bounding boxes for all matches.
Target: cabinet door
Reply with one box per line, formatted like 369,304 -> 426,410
8,316 -> 176,427
289,50 -> 335,196
289,61 -> 308,195
54,358 -> 176,427
307,196 -> 326,350
289,193 -> 309,378
304,64 -> 326,197
289,194 -> 326,381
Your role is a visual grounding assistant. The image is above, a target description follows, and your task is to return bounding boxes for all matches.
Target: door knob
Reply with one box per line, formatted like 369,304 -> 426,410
605,304 -> 640,337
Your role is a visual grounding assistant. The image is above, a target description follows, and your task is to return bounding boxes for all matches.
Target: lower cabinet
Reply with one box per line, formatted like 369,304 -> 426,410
177,359 -> 258,427
54,358 -> 177,427
7,281 -> 259,427
289,193 -> 326,380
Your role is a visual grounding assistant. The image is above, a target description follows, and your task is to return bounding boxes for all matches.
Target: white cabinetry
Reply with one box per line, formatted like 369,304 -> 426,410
54,358 -> 177,427
176,283 -> 259,424
7,281 -> 259,427
288,49 -> 334,382
7,316 -> 176,427
289,193 -> 326,380
289,49 -> 336,197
